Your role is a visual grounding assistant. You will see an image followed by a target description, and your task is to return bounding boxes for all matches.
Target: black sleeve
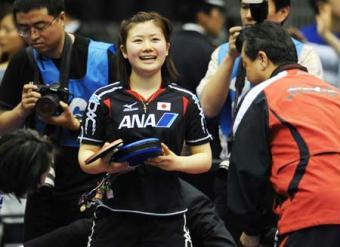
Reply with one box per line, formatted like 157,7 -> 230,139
181,179 -> 237,247
185,94 -> 212,146
227,92 -> 272,235
0,49 -> 34,109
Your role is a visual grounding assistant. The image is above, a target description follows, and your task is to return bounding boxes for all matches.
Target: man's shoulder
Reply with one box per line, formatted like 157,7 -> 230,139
10,48 -> 30,65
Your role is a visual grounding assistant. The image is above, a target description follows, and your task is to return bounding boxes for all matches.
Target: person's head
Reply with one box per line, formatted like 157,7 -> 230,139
0,129 -> 54,198
240,21 -> 297,84
13,0 -> 66,57
118,11 -> 177,84
179,0 -> 225,37
240,0 -> 290,26
0,10 -> 25,60
309,0 -> 340,20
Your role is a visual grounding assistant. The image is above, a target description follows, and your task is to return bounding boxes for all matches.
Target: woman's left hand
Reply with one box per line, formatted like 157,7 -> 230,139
145,143 -> 181,171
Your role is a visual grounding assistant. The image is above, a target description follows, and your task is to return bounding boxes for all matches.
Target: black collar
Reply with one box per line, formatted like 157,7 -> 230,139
270,63 -> 308,78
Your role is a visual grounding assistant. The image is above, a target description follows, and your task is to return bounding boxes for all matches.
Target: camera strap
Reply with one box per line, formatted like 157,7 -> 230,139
25,32 -> 73,88
232,60 -> 246,120
59,33 -> 73,89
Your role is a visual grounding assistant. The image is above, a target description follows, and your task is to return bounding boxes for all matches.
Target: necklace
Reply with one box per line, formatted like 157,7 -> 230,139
140,99 -> 148,113
128,88 -> 166,114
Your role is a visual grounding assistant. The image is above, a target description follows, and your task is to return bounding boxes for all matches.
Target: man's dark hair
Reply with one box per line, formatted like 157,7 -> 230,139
0,129 -> 54,198
273,0 -> 291,11
241,21 -> 297,65
13,0 -> 65,17
117,11 -> 178,84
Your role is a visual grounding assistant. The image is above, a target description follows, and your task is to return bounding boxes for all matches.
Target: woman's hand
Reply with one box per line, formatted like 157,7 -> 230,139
101,142 -> 132,174
145,143 -> 180,171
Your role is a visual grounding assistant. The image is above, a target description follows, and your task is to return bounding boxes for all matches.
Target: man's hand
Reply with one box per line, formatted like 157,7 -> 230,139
316,4 -> 332,38
240,232 -> 260,247
228,26 -> 243,59
20,83 -> 40,117
40,101 -> 80,131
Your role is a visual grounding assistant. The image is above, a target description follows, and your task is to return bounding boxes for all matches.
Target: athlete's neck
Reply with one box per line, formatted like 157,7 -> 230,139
129,71 -> 162,98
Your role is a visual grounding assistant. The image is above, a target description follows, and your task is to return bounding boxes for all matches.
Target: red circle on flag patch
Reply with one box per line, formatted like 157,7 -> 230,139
161,104 -> 167,109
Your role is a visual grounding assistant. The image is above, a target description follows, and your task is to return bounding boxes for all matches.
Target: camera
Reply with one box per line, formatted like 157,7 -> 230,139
244,0 -> 268,24
35,83 -> 70,118
236,0 -> 268,52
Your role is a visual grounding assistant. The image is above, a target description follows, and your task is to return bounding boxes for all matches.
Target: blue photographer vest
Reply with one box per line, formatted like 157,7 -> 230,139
217,38 -> 303,137
33,40 -> 116,147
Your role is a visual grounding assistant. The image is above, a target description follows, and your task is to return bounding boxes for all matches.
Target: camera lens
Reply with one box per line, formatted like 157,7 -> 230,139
35,94 -> 60,117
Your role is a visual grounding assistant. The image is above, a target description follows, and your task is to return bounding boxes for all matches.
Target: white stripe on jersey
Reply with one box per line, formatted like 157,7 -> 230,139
233,71 -> 287,135
83,83 -> 123,137
169,84 -> 211,138
187,135 -> 212,144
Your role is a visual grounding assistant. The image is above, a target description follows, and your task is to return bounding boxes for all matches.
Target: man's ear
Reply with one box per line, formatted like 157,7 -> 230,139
59,11 -> 66,23
120,45 -> 128,59
276,6 -> 290,23
257,51 -> 268,70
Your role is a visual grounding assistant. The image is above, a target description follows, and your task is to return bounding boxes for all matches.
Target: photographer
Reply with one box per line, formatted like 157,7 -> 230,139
0,0 -> 117,241
196,0 -> 323,240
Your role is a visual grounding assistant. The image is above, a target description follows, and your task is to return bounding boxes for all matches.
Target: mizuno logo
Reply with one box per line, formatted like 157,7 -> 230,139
123,102 -> 139,112
118,113 -> 178,129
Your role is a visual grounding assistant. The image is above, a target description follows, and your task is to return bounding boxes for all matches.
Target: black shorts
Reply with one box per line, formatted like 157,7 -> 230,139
277,225 -> 340,247
87,206 -> 193,247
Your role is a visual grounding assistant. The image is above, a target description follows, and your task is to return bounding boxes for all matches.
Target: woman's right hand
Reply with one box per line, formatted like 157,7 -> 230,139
101,142 -> 132,174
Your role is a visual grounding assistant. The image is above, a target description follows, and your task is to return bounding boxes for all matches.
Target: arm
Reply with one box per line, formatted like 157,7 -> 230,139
198,26 -> 242,118
298,44 -> 324,79
0,83 -> 39,135
316,4 -> 340,56
227,93 -> 272,244
78,143 -> 130,174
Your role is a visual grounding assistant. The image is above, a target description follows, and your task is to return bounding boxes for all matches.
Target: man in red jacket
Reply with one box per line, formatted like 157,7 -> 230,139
228,21 -> 340,247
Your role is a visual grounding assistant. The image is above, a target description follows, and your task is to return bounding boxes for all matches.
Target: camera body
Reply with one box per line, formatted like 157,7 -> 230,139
244,0 -> 268,24
36,83 -> 70,117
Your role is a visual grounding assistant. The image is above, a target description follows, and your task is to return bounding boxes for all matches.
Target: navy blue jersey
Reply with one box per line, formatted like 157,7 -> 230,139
80,81 -> 212,215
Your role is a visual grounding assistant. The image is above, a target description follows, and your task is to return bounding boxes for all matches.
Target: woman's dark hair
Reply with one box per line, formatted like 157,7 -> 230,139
13,0 -> 65,17
0,129 -> 54,198
241,21 -> 297,65
117,11 -> 178,85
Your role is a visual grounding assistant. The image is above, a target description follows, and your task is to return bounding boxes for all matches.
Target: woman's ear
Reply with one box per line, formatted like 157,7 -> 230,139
165,42 -> 170,56
120,44 -> 128,59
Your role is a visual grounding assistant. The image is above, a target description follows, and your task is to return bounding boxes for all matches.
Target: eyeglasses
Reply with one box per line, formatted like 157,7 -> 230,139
17,15 -> 59,38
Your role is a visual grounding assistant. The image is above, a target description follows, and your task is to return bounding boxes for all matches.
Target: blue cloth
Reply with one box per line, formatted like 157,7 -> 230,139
300,23 -> 340,45
33,41 -> 116,147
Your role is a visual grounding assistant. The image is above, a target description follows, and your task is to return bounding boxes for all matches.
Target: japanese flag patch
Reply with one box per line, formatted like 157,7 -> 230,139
157,102 -> 171,111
